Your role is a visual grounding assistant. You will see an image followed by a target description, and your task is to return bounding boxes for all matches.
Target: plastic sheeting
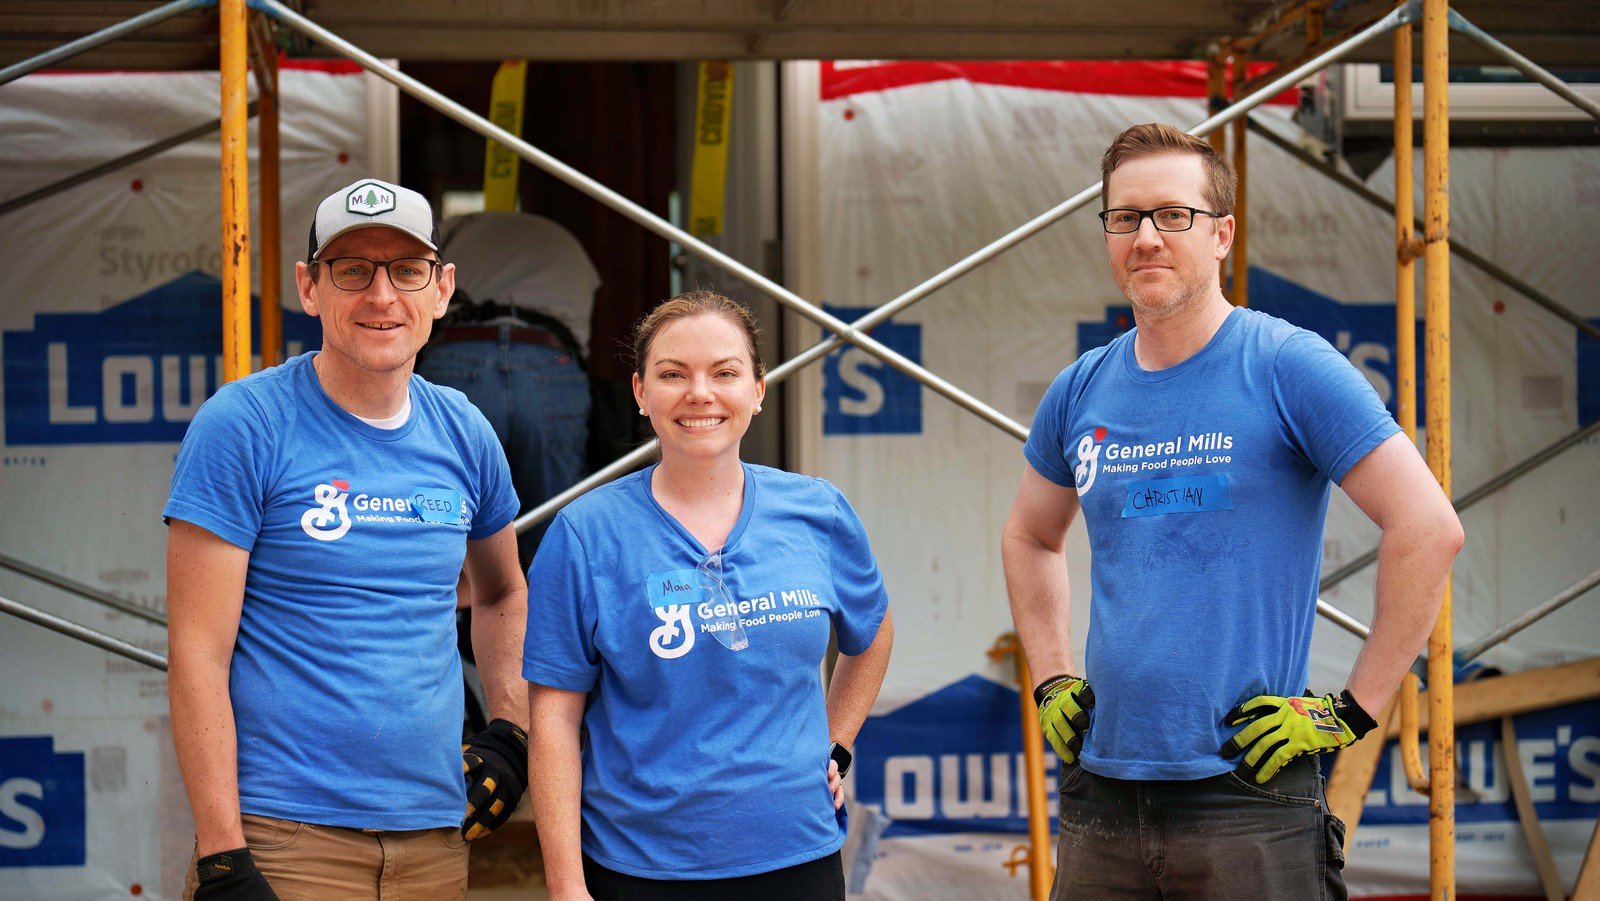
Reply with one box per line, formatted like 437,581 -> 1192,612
810,61 -> 1600,898
0,64 -> 375,899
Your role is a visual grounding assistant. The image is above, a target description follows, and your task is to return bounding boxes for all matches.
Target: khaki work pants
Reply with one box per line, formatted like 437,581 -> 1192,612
183,813 -> 468,901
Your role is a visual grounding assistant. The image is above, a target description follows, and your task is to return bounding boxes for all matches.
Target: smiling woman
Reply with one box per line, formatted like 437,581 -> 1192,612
631,291 -> 767,481
522,291 -> 895,901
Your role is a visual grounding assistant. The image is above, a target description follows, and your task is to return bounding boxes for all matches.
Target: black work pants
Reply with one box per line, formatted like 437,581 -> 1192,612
1053,756 -> 1347,900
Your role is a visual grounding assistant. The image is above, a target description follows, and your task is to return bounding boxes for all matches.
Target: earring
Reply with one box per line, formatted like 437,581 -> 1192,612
754,405 -> 762,414
639,408 -> 647,416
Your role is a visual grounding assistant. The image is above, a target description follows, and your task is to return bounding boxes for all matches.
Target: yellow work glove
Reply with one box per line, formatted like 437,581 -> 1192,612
1035,675 -> 1095,765
1219,690 -> 1378,784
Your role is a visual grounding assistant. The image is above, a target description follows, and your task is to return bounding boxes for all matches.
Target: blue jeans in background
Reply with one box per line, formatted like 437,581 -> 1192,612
1053,755 -> 1347,900
417,326 -> 590,564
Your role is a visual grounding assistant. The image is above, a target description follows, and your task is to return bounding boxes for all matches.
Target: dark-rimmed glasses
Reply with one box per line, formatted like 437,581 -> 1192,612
313,257 -> 440,292
1098,207 -> 1225,235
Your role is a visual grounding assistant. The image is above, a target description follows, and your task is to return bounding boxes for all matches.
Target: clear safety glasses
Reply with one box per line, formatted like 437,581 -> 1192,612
697,550 -> 750,652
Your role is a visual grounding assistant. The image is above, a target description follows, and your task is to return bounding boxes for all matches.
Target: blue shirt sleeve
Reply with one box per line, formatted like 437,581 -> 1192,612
466,406 -> 519,539
1272,329 -> 1401,483
162,384 -> 272,551
827,487 -> 889,656
1023,367 -> 1077,488
523,515 -> 601,691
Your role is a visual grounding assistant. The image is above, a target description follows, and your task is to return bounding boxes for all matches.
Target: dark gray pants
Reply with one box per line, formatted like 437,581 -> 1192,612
1053,756 -> 1347,901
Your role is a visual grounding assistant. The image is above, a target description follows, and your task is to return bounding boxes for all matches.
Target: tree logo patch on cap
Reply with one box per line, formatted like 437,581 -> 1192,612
345,181 -> 396,216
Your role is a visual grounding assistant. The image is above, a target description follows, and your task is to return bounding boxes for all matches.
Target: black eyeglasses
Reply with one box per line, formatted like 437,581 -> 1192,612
313,257 -> 440,292
1098,207 -> 1226,235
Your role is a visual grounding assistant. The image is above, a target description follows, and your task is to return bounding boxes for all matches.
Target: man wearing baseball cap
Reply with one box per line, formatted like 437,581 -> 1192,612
165,179 -> 530,899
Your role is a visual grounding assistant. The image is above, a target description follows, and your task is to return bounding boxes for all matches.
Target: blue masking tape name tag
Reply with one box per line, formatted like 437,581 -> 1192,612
1121,474 -> 1233,518
411,487 -> 464,525
646,569 -> 701,609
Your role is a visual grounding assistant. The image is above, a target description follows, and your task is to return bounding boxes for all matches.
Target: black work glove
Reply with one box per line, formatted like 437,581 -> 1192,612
193,847 -> 279,900
462,718 -> 529,840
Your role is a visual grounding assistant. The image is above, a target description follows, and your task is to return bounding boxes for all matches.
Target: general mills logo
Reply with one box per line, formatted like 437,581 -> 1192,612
1074,427 -> 1106,496
301,480 -> 352,541
645,570 -> 698,660
0,736 -> 86,867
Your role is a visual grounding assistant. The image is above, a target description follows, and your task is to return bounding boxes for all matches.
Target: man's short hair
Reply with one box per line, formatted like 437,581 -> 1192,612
1100,123 -> 1236,216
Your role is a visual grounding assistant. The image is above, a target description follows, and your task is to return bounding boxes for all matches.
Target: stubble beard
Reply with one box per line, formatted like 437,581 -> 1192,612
1119,270 -> 1213,328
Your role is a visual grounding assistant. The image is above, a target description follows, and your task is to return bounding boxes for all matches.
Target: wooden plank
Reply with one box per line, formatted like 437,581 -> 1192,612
1383,656 -> 1600,738
1574,815 -> 1600,900
1326,695 -> 1400,847
1500,717 -> 1565,901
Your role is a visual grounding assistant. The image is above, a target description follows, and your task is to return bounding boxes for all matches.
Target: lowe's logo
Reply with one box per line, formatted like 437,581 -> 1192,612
853,675 -> 1054,837
1359,700 -> 1600,826
0,736 -> 85,867
822,304 -> 923,436
2,272 -> 317,446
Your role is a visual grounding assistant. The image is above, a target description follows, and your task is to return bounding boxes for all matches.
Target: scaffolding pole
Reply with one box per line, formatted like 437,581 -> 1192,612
1320,416 -> 1600,594
830,3 -> 1411,357
0,551 -> 167,627
1018,648 -> 1051,901
502,4 -> 1416,536
1456,567 -> 1600,664
1391,18 -> 1432,797
0,104 -> 257,219
1318,596 -> 1373,640
220,0 -> 252,383
255,0 -> 1027,442
0,0 -> 212,87
1422,0 -> 1455,894
1243,117 -> 1600,344
252,14 -> 283,369
0,594 -> 168,672
1448,9 -> 1600,123
1231,50 -> 1249,308
988,634 -> 1052,901
1209,51 -> 1231,298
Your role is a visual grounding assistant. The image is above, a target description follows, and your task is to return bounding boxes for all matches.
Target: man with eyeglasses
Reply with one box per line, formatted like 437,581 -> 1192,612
1003,124 -> 1462,899
165,179 -> 529,899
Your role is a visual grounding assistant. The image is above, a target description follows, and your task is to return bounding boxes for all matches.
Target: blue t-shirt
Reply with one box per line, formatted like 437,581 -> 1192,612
523,462 -> 888,879
163,352 -> 518,829
1023,307 -> 1398,780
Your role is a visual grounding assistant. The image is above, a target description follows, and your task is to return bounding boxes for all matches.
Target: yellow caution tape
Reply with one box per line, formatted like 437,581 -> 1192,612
483,60 -> 528,212
688,61 -> 734,237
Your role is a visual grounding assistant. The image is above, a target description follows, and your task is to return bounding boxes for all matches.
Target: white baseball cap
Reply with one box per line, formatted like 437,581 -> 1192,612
308,178 -> 438,260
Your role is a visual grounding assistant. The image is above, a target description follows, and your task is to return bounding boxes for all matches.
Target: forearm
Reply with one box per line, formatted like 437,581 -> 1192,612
168,655 -> 245,855
826,611 -> 894,746
472,584 -> 530,729
530,688 -> 587,896
1345,519 -> 1461,713
1001,526 -> 1077,683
